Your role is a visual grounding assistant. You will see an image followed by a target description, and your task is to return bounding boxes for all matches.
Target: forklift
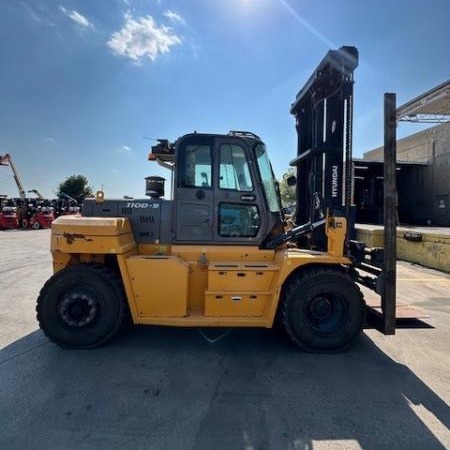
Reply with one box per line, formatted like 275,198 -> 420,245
0,198 -> 19,230
36,46 -> 398,351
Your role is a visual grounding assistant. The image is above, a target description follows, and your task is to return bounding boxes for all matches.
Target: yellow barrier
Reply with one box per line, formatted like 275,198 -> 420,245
355,226 -> 450,273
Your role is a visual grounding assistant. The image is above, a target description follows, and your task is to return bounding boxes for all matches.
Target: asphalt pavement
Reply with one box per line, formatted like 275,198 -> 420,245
1,229 -> 449,450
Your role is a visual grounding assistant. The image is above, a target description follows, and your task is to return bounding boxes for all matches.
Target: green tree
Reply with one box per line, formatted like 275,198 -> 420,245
57,175 -> 93,203
279,168 -> 296,208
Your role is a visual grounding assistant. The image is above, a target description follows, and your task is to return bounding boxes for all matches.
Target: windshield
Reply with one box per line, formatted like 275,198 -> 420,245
254,143 -> 281,213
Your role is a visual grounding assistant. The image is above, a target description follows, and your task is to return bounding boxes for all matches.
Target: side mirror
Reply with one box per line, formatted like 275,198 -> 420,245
286,175 -> 297,187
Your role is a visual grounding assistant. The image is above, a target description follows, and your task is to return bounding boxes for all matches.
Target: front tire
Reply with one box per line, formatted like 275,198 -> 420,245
36,264 -> 126,348
281,268 -> 366,352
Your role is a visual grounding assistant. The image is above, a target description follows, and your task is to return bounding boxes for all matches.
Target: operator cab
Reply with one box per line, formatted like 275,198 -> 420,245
173,131 -> 284,246
148,131 -> 284,246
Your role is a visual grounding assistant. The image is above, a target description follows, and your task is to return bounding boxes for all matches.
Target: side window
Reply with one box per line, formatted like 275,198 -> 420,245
182,145 -> 212,188
219,203 -> 260,238
219,144 -> 253,191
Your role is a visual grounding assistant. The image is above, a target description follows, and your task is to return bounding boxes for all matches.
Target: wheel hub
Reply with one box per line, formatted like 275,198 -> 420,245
306,293 -> 347,336
58,291 -> 99,327
310,296 -> 333,320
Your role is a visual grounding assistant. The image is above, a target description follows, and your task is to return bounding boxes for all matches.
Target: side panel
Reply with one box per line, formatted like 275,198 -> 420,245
83,199 -> 174,245
176,200 -> 213,241
170,245 -> 275,312
208,265 -> 276,292
205,293 -> 269,317
204,262 -> 277,317
125,256 -> 189,318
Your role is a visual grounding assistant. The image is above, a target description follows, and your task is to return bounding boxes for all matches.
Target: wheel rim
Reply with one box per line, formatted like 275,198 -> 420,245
58,290 -> 101,327
305,293 -> 348,336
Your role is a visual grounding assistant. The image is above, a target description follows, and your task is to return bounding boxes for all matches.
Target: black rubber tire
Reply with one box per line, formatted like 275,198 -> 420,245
281,268 -> 366,353
36,264 -> 126,349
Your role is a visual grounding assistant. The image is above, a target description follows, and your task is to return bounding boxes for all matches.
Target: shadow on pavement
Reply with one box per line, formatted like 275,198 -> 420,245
1,326 -> 449,450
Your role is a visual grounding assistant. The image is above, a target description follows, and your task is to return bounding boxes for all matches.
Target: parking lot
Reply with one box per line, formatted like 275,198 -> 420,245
1,229 -> 449,450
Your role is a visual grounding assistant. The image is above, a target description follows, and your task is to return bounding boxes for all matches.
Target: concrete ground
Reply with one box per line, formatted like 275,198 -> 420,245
1,229 -> 449,450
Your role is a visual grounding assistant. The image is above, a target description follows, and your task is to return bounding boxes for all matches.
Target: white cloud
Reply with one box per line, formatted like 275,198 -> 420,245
20,2 -> 42,23
107,14 -> 181,63
20,2 -> 55,27
59,6 -> 93,28
164,10 -> 185,25
44,137 -> 56,143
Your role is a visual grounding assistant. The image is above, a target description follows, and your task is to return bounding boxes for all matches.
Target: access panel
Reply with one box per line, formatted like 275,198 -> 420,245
126,255 -> 189,317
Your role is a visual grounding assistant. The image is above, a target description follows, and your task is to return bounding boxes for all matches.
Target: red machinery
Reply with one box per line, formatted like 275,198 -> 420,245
1,154 -> 55,230
0,202 -> 19,230
20,199 -> 55,229
29,205 -> 55,229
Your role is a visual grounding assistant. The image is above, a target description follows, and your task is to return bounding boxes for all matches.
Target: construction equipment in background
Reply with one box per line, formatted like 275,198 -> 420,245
0,155 -> 23,229
36,46 -> 403,350
0,154 -> 26,200
58,192 -> 77,202
10,198 -> 53,230
0,154 -> 56,230
54,192 -> 80,217
28,189 -> 44,200
0,201 -> 55,229
29,202 -> 55,229
0,198 -> 19,230
21,190 -> 55,228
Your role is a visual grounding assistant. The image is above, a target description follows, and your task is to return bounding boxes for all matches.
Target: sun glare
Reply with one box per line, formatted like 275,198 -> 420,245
277,0 -> 334,47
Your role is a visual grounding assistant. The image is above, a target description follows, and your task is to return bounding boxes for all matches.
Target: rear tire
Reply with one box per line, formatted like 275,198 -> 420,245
36,264 -> 126,348
281,268 -> 366,352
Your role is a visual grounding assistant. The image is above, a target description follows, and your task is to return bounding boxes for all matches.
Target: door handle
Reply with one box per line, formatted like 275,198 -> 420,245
240,194 -> 256,201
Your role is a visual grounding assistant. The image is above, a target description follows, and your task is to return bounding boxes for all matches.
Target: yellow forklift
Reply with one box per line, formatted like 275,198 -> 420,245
36,46 -> 399,351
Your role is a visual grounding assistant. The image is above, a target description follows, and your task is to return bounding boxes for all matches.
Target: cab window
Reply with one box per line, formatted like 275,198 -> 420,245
219,144 -> 253,191
219,203 -> 260,237
181,144 -> 212,188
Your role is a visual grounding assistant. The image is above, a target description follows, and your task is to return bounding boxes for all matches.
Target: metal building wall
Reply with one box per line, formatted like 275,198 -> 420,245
363,122 -> 450,225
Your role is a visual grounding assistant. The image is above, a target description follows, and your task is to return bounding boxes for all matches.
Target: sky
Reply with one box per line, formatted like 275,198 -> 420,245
0,0 -> 449,199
